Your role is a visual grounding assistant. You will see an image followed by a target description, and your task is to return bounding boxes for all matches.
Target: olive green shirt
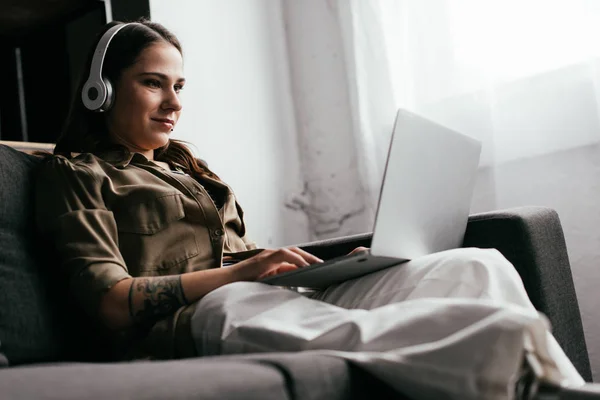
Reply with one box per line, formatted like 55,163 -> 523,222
35,150 -> 258,359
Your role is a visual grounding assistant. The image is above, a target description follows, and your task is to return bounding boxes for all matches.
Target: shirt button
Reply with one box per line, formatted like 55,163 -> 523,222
213,229 -> 224,237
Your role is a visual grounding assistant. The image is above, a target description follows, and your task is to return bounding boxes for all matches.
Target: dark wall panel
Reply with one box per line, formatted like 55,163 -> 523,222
1,0 -> 152,144
111,0 -> 151,22
19,27 -> 71,144
0,46 -> 22,141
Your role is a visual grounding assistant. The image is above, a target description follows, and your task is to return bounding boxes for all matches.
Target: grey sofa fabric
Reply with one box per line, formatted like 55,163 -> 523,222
463,207 -> 592,382
0,353 -> 402,400
1,359 -> 290,400
0,145 -> 66,365
213,352 -> 403,400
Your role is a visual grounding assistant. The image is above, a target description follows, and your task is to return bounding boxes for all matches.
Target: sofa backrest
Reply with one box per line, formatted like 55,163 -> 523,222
0,144 -> 68,365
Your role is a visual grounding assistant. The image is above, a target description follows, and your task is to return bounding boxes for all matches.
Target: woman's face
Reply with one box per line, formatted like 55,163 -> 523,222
106,41 -> 184,156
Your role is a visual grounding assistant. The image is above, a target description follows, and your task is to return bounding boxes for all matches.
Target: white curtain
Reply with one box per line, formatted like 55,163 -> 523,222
339,0 -> 600,203
334,0 -> 600,380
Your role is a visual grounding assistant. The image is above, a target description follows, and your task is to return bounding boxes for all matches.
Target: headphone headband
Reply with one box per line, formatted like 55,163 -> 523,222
81,23 -> 132,112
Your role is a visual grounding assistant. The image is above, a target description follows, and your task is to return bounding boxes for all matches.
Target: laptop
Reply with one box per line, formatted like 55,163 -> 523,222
259,108 -> 482,289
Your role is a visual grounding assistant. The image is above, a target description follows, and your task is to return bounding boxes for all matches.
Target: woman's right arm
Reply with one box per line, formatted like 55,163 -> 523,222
101,246 -> 323,330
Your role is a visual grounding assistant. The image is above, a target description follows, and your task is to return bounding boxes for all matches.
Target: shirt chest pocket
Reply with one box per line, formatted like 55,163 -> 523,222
114,193 -> 199,273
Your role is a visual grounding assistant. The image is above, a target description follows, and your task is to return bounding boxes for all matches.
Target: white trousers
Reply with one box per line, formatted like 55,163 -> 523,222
190,248 -> 584,399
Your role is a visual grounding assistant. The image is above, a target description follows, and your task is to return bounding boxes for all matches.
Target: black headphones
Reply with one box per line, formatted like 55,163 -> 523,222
81,23 -> 133,112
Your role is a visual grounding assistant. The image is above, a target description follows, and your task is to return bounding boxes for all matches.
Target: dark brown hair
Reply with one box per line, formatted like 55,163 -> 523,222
54,18 -> 219,180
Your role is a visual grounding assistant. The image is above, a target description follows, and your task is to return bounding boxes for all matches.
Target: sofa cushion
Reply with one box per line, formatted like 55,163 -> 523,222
0,353 -> 403,400
0,355 -> 341,400
215,352 -> 403,400
0,145 -> 67,365
1,359 -> 290,400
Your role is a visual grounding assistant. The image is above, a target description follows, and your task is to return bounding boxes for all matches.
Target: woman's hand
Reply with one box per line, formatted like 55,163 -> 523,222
230,247 -> 324,281
349,246 -> 369,255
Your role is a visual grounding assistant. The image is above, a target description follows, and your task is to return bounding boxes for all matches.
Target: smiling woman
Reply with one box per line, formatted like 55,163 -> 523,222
104,42 -> 184,157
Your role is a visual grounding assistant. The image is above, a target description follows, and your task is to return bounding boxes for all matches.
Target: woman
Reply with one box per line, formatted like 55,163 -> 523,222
36,19 -> 583,399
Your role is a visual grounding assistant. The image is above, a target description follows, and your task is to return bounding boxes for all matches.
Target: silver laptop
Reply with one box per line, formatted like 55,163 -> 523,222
260,108 -> 482,288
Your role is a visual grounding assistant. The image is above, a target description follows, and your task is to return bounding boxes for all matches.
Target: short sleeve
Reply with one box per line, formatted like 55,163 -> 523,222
35,156 -> 131,318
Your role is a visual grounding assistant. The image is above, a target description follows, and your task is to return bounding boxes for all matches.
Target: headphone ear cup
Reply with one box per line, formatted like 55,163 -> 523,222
101,78 -> 115,111
81,79 -> 108,111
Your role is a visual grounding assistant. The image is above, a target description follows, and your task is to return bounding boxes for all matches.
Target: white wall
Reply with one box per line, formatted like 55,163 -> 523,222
149,0 -> 309,247
280,1 -> 373,240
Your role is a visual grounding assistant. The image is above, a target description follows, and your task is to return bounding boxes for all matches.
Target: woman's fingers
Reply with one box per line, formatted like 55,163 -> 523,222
259,262 -> 298,279
273,262 -> 299,275
286,247 -> 323,265
348,246 -> 370,255
259,248 -> 309,268
234,247 -> 324,282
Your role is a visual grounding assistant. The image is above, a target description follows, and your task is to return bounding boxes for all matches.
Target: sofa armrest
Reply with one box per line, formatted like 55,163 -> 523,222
463,206 -> 591,381
298,206 -> 591,382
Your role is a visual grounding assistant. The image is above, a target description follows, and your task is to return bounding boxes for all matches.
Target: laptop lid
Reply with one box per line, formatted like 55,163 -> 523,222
370,109 -> 482,260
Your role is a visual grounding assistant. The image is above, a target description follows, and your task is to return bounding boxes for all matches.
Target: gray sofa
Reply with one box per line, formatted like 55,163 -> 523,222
0,143 -> 595,399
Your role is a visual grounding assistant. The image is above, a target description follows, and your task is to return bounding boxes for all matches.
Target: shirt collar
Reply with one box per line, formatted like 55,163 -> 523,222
95,149 -> 147,168
95,149 -> 228,188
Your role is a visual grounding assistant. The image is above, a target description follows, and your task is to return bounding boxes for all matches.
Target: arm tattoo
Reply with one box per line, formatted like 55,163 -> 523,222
128,276 -> 190,324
